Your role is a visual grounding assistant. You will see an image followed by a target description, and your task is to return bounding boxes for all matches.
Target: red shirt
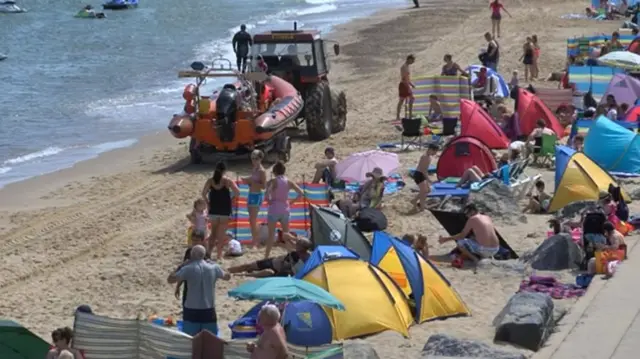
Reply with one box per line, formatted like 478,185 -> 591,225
490,2 -> 503,15
560,72 -> 571,89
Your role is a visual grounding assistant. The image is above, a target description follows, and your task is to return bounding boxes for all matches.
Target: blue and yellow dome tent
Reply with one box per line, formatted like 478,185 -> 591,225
298,255 -> 413,340
369,231 -> 470,323
548,145 -> 629,212
584,116 -> 640,174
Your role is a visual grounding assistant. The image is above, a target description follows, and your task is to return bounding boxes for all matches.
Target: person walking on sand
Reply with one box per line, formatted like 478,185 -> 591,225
438,203 -> 500,265
202,161 -> 240,260
489,0 -> 511,38
531,35 -> 540,80
168,244 -> 231,337
521,37 -> 535,82
396,54 -> 416,122
484,32 -> 500,71
244,150 -> 267,248
410,143 -> 439,212
264,161 -> 304,259
246,304 -> 290,359
232,24 -> 253,73
412,0 -> 419,8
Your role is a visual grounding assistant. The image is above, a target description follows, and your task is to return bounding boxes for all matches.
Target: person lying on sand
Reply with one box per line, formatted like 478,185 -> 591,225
438,203 -> 500,264
312,147 -> 338,184
228,237 -> 312,277
246,304 -> 289,359
410,143 -> 439,212
523,180 -> 551,214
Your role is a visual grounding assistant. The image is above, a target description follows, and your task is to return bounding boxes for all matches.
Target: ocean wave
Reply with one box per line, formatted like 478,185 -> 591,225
3,147 -> 65,166
296,4 -> 337,15
304,0 -> 335,4
0,167 -> 10,175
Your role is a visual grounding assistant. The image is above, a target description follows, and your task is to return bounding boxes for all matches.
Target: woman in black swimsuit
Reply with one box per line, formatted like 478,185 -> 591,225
441,54 -> 468,76
521,37 -> 534,82
201,161 -> 240,260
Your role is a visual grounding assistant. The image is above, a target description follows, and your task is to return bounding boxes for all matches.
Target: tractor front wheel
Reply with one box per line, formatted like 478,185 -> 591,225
305,81 -> 332,141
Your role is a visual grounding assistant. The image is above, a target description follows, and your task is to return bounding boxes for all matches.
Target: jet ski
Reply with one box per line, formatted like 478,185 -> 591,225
0,0 -> 26,13
102,0 -> 138,10
75,6 -> 106,18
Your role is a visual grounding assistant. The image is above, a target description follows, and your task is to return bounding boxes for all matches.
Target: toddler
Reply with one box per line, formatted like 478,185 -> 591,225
509,70 -> 519,89
186,199 -> 208,242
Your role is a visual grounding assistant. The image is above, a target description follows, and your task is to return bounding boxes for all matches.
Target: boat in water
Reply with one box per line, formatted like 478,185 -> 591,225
0,0 -> 26,13
102,0 -> 138,10
75,5 -> 106,18
168,59 -> 303,163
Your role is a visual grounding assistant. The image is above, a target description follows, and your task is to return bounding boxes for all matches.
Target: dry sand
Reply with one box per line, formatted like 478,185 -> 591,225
0,0 -> 636,357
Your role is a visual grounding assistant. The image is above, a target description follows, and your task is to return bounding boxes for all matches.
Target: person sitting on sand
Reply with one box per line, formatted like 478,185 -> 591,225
441,54 -> 468,76
414,234 -> 429,258
438,203 -> 500,264
402,233 -> 416,246
312,147 -> 339,184
605,94 -> 619,120
246,304 -> 289,359
396,54 -> 416,122
608,31 -> 624,51
410,143 -> 439,211
619,103 -> 630,120
47,327 -> 85,359
523,180 -> 552,214
525,119 -> 555,157
355,167 -> 386,209
428,95 -> 443,121
228,236 -> 312,277
586,221 -> 627,274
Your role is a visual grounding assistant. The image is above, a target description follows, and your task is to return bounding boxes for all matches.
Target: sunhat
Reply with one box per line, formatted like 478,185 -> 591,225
366,167 -> 386,180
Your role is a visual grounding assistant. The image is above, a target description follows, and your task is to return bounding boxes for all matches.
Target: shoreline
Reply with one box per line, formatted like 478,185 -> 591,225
0,0 -> 633,358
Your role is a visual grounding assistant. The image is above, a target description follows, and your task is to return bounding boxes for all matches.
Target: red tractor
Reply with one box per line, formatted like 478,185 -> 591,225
251,23 -> 347,141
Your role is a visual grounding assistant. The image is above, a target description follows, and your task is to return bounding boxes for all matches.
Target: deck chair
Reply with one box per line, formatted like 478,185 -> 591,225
532,134 -> 556,166
472,77 -> 497,104
400,117 -> 422,149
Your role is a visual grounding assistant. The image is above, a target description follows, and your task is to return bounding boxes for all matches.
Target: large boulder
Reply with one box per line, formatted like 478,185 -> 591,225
555,200 -> 597,219
469,182 -> 526,225
421,334 -> 526,359
493,292 -> 554,352
528,233 -> 584,270
343,340 -> 380,359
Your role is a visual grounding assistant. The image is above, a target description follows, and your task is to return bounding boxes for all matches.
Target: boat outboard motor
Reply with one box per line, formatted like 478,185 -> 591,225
216,84 -> 238,142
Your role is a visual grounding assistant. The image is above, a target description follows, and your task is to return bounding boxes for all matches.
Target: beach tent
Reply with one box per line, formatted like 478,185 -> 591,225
0,320 -> 50,359
309,205 -> 372,260
624,104 -> 640,122
548,145 -> 629,212
516,88 -> 565,137
370,232 -> 470,323
301,258 -> 413,340
465,65 -> 509,98
412,75 -> 471,118
601,73 -> 640,107
296,245 -> 360,279
428,209 -> 519,259
459,99 -> 510,149
584,116 -> 640,173
436,136 -> 496,180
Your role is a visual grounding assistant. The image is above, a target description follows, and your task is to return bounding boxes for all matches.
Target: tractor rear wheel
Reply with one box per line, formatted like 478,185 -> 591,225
305,81 -> 332,141
330,89 -> 347,134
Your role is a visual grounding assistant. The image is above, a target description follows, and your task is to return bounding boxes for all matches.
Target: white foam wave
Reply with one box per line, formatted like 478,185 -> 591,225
305,0 -> 335,5
0,167 -> 11,175
296,4 -> 337,15
3,147 -> 65,166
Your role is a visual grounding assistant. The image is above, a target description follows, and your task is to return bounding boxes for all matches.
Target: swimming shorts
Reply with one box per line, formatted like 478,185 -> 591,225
413,170 -> 427,185
456,238 -> 499,259
398,82 -> 413,99
523,54 -> 533,65
255,258 -> 293,276
247,192 -> 264,207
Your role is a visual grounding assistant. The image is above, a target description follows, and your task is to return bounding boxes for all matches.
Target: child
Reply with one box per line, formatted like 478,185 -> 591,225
186,198 -> 208,247
428,95 -> 443,121
572,134 -> 584,152
402,234 -> 416,246
619,103 -> 630,120
523,180 -> 551,214
225,231 -> 244,257
410,143 -> 439,212
509,70 -> 519,90
414,235 -> 429,258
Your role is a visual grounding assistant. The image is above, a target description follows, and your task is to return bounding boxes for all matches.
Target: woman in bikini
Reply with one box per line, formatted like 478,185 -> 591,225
244,150 -> 267,248
489,0 -> 511,38
202,161 -> 240,260
531,34 -> 540,80
441,54 -> 468,76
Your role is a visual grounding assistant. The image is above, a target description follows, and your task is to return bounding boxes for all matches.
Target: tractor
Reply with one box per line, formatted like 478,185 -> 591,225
251,22 -> 347,141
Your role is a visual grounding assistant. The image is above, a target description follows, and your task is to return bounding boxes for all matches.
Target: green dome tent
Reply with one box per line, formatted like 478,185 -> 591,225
0,320 -> 50,359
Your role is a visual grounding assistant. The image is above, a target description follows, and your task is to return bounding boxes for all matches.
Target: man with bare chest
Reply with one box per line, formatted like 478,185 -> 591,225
438,203 -> 500,263
396,54 -> 416,122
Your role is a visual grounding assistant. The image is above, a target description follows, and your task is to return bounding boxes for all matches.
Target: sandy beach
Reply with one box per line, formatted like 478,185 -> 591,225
0,0 -> 635,357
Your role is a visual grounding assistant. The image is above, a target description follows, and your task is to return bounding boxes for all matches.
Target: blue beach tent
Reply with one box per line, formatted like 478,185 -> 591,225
295,245 -> 359,279
584,116 -> 640,173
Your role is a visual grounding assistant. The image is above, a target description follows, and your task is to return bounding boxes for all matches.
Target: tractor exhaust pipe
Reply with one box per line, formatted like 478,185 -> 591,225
294,22 -> 297,31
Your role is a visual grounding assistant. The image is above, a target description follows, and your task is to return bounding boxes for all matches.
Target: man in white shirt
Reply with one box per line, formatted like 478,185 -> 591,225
312,147 -> 339,183
525,118 -> 555,157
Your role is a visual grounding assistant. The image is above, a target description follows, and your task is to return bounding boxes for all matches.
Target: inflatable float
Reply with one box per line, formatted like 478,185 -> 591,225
0,0 -> 26,13
74,10 -> 106,18
102,0 -> 138,10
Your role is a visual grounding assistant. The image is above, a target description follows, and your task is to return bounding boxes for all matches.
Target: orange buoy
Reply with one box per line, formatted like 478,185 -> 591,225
183,84 -> 196,101
168,115 -> 194,139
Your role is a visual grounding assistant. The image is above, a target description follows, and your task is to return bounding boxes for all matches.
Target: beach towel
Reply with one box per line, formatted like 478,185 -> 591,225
518,275 -> 586,299
335,173 -> 405,195
228,183 -> 330,243
412,75 -> 471,118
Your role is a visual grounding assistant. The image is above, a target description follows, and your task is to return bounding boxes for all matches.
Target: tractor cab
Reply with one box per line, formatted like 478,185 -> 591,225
251,23 -> 339,92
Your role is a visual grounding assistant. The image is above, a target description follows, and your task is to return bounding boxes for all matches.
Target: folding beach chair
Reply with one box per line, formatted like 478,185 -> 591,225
532,134 -> 557,166
400,117 -> 423,150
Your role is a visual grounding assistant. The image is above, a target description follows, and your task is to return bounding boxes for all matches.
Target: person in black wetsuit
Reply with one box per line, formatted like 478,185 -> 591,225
484,32 -> 500,72
228,236 -> 312,277
232,24 -> 253,73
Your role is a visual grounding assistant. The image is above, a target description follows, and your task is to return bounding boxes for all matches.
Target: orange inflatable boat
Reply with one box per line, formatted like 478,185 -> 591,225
168,60 -> 303,163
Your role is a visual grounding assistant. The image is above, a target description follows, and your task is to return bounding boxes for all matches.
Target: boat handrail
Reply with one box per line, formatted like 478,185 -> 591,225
178,70 -> 239,78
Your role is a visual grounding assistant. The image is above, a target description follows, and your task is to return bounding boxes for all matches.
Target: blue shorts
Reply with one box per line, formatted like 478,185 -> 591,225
182,320 -> 218,337
247,192 -> 264,208
267,213 -> 290,226
456,238 -> 499,259
585,233 -> 607,245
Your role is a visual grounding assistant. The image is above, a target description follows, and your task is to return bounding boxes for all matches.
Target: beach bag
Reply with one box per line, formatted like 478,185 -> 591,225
354,207 -> 387,232
595,249 -> 625,274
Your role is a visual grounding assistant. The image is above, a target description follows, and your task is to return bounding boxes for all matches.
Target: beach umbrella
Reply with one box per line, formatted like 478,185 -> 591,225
228,277 -> 345,310
466,64 -> 510,97
597,51 -> 640,70
334,150 -> 399,183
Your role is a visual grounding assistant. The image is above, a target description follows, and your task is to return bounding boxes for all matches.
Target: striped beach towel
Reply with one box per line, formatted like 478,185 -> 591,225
412,76 -> 471,118
568,65 -> 623,101
534,88 -> 573,113
567,35 -> 635,57
73,312 -> 343,359
228,183 -> 330,243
